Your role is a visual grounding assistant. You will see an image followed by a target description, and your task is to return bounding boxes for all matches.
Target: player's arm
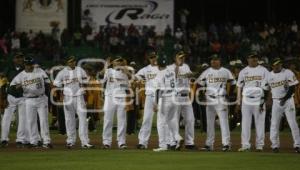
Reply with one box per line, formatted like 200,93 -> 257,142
280,70 -> 298,105
8,74 -> 23,98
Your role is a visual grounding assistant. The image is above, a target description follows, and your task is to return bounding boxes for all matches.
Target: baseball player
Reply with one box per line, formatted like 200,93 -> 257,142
197,54 -> 236,151
1,52 -> 29,148
168,51 -> 196,150
10,57 -> 52,148
236,52 -> 269,152
263,58 -> 300,153
53,56 -> 94,149
102,57 -> 131,149
135,51 -> 160,149
153,57 -> 183,152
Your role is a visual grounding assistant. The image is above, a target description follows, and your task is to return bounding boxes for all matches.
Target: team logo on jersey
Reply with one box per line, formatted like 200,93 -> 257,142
270,80 -> 287,88
244,76 -> 262,82
147,74 -> 156,79
208,77 -> 227,83
23,78 -> 42,86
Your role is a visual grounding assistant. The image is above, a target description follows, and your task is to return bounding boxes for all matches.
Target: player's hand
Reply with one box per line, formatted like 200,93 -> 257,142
280,98 -> 286,106
259,103 -> 264,112
234,104 -> 241,115
153,104 -> 158,112
15,84 -> 22,89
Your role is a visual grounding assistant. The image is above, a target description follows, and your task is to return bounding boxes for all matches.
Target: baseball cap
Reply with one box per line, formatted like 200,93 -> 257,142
66,56 -> 76,63
147,51 -> 158,59
246,51 -> 260,58
175,51 -> 186,59
24,56 -> 35,65
157,57 -> 167,67
210,54 -> 220,60
112,56 -> 124,62
272,58 -> 282,66
14,52 -> 24,58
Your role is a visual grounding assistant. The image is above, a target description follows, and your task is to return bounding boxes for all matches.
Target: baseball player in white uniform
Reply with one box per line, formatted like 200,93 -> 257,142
102,57 -> 131,149
10,57 -> 51,148
263,58 -> 300,153
53,56 -> 93,149
237,53 -> 269,152
135,51 -> 160,149
197,54 -> 236,151
153,57 -> 183,152
1,53 -> 29,148
168,52 -> 196,150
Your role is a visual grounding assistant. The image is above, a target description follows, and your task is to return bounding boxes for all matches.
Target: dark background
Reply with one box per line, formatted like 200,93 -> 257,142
1,0 -> 299,34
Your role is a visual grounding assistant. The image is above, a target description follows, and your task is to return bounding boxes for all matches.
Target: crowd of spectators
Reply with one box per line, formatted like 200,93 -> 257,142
1,21 -> 300,69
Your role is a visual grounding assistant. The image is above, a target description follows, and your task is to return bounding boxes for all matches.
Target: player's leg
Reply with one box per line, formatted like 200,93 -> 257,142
138,95 -> 155,147
63,96 -> 76,145
270,100 -> 283,150
240,102 -> 253,150
205,104 -> 216,149
156,98 -> 168,150
116,98 -> 127,148
76,95 -> 90,146
1,95 -> 17,144
37,96 -> 51,146
25,99 -> 39,146
16,99 -> 29,145
102,96 -> 116,147
181,104 -> 195,146
216,103 -> 231,148
253,104 -> 266,150
284,98 -> 300,149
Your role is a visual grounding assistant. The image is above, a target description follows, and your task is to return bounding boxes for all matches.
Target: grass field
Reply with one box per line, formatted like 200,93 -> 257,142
0,129 -> 299,170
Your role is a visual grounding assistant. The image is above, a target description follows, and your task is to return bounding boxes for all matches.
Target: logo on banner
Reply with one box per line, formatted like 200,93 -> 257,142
23,0 -> 64,12
104,1 -> 170,24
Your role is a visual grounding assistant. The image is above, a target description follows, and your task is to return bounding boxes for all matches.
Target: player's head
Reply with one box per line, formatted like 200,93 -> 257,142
210,54 -> 221,69
157,57 -> 167,70
66,56 -> 76,69
271,57 -> 283,73
175,51 -> 186,66
146,51 -> 158,65
246,52 -> 259,67
13,52 -> 24,67
112,56 -> 125,68
24,56 -> 35,72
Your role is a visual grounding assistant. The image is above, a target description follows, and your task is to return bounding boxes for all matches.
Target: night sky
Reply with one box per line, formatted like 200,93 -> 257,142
1,0 -> 300,34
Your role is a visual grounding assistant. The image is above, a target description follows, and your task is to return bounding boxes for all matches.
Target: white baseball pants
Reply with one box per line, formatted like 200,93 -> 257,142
241,97 -> 266,149
1,95 -> 29,143
205,96 -> 230,147
102,96 -> 127,147
270,98 -> 300,148
63,95 -> 89,145
25,95 -> 50,145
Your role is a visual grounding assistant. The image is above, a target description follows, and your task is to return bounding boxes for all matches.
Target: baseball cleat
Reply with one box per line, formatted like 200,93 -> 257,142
175,139 -> 184,150
238,148 -> 250,152
222,145 -> 231,152
66,143 -> 75,149
137,144 -> 147,150
16,142 -> 24,148
37,141 -> 43,147
185,145 -> 198,150
1,140 -> 8,148
81,144 -> 95,149
153,147 -> 168,152
272,147 -> 279,153
102,145 -> 111,149
294,147 -> 300,153
201,145 -> 213,151
42,143 -> 53,149
29,144 -> 39,149
119,144 -> 128,150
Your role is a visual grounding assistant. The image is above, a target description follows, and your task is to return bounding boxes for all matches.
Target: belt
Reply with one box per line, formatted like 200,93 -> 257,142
26,94 -> 44,98
208,95 -> 226,99
178,93 -> 189,97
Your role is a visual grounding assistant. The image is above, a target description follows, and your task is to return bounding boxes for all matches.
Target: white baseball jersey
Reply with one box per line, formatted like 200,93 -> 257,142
264,68 -> 299,99
155,67 -> 176,97
168,63 -> 192,94
11,68 -> 50,97
197,67 -> 236,96
237,65 -> 269,98
135,65 -> 159,95
53,66 -> 89,96
103,68 -> 129,97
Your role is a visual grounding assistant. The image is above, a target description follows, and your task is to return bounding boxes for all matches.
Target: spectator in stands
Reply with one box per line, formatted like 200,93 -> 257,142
11,33 -> 20,51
